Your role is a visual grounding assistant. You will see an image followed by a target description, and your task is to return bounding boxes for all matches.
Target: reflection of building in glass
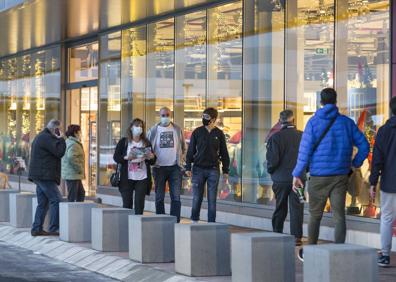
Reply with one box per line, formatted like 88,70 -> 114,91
0,0 -> 393,227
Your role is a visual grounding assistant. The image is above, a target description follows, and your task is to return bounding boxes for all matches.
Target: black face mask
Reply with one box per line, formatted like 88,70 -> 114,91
202,118 -> 211,126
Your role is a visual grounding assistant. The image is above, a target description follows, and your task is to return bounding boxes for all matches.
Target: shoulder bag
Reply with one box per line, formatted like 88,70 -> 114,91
110,138 -> 128,187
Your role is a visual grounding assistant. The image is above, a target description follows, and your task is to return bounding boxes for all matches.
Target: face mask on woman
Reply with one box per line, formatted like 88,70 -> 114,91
132,126 -> 143,137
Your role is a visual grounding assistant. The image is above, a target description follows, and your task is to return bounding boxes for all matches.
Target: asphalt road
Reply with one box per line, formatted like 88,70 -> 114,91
0,242 -> 117,282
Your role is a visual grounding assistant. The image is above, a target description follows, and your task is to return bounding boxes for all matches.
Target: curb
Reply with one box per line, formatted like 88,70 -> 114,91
0,224 -> 197,282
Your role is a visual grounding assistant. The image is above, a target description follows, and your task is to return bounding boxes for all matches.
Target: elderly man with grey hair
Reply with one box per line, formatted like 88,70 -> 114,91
266,110 -> 305,246
147,107 -> 186,222
29,119 -> 66,236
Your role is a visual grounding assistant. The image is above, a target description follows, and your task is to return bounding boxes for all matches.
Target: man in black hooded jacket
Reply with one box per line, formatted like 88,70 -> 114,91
266,110 -> 304,246
370,97 -> 396,267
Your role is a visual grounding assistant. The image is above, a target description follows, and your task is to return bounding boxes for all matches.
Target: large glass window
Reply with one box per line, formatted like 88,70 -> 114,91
175,11 -> 207,196
0,47 -> 61,176
98,32 -> 121,186
208,1 -> 243,201
121,26 -> 147,131
69,42 -> 99,83
146,19 -> 175,127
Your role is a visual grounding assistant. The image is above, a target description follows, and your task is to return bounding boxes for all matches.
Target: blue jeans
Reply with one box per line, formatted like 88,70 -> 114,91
153,165 -> 182,222
31,180 -> 62,232
191,166 -> 220,222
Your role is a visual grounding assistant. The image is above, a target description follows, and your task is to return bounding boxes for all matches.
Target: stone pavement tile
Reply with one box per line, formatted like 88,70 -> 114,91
64,249 -> 98,264
20,236 -> 47,249
46,243 -> 75,258
55,246 -> 86,261
6,232 -> 25,244
85,256 -> 120,272
39,240 -> 65,255
78,253 -> 107,268
121,265 -> 177,282
109,263 -> 139,280
100,259 -> 132,276
12,233 -> 34,247
28,238 -> 53,251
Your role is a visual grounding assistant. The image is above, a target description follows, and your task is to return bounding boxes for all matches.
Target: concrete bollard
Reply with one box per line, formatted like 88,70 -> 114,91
9,193 -> 36,228
91,208 -> 134,252
0,189 -> 18,222
175,223 -> 231,277
60,202 -> 97,242
128,215 -> 177,263
32,196 -> 50,231
231,232 -> 295,282
304,244 -> 378,282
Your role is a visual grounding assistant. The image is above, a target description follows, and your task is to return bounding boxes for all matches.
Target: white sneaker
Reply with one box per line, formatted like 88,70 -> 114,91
192,220 -> 199,224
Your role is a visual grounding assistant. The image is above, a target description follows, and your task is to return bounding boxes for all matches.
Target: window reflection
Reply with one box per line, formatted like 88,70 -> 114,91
146,19 -> 175,127
175,11 -> 207,196
0,47 -> 61,176
208,1 -> 243,201
69,42 -> 99,82
99,32 -> 121,186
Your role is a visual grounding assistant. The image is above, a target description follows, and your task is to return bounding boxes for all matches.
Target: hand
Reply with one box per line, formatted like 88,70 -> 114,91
185,171 -> 192,178
369,185 -> 376,203
223,173 -> 229,183
293,177 -> 303,190
145,152 -> 154,160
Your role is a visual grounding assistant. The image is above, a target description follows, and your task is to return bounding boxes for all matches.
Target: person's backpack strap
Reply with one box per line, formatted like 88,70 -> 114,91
312,115 -> 338,153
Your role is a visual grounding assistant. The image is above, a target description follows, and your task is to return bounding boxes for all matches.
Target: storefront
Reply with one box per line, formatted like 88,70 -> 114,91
0,0 -> 394,235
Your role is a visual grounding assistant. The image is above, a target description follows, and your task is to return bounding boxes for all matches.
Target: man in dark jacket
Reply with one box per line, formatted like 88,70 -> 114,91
266,110 -> 304,246
186,107 -> 230,223
293,88 -> 369,261
369,97 -> 396,267
29,119 -> 66,236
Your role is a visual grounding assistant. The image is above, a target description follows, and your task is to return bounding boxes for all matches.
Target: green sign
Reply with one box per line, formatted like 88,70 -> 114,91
315,48 -> 329,55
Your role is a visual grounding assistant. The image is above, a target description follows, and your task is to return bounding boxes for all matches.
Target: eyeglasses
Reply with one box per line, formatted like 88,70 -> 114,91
160,114 -> 170,117
202,113 -> 212,120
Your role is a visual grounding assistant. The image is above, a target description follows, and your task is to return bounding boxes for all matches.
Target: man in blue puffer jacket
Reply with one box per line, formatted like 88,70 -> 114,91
292,88 -> 369,260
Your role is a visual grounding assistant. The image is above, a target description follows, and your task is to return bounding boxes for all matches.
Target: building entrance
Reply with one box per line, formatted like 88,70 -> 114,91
66,86 -> 98,196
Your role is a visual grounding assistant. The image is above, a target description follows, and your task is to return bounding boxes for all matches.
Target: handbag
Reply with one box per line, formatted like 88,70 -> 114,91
110,163 -> 122,187
110,138 -> 128,187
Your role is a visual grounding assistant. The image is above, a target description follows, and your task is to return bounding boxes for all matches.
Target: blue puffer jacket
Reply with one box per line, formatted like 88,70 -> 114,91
292,104 -> 369,177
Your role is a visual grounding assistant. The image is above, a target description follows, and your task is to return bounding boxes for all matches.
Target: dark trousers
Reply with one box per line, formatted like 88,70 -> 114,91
272,182 -> 304,239
153,165 -> 182,222
191,166 -> 220,222
120,179 -> 147,214
65,180 -> 85,202
32,180 -> 62,233
308,175 -> 348,244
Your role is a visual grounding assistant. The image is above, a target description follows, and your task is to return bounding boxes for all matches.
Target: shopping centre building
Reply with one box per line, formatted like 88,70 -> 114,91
0,0 -> 395,247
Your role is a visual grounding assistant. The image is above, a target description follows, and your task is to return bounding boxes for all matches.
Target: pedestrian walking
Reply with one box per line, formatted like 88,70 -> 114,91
147,107 -> 186,223
186,107 -> 230,223
266,110 -> 305,246
113,119 -> 156,214
292,88 -> 369,261
29,119 -> 66,236
61,124 -> 85,202
369,96 -> 396,267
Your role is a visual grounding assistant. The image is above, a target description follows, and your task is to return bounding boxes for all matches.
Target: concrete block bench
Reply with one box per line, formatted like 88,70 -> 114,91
232,232 -> 295,282
60,202 -> 98,242
0,189 -> 18,222
175,223 -> 230,277
91,208 -> 134,252
304,244 -> 378,282
32,196 -> 50,231
128,215 -> 176,263
9,193 -> 36,228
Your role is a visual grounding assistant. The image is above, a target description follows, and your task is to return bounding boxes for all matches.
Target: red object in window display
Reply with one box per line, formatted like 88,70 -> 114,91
229,131 -> 242,144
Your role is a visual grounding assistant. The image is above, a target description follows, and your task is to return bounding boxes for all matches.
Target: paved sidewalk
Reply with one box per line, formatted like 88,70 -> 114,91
0,223 -> 395,282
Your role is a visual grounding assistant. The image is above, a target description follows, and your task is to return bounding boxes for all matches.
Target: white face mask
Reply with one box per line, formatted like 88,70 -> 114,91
132,126 -> 143,137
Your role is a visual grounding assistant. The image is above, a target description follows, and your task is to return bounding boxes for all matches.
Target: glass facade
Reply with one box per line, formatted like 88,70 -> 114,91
0,46 -> 61,176
0,0 -> 391,221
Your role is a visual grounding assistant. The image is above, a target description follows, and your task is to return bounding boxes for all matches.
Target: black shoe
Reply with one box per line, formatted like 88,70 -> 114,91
295,238 -> 303,247
378,254 -> 390,267
31,230 -> 49,237
298,248 -> 304,262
